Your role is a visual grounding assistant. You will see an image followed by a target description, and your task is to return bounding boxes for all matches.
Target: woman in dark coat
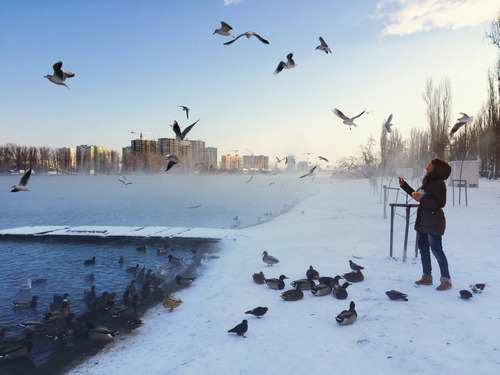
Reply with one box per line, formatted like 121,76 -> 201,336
399,158 -> 452,291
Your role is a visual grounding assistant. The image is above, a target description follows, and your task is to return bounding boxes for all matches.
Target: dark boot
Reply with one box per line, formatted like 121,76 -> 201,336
436,277 -> 452,291
415,274 -> 433,285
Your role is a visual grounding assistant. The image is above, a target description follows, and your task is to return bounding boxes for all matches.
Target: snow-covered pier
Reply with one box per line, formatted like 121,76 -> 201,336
0,225 -> 236,243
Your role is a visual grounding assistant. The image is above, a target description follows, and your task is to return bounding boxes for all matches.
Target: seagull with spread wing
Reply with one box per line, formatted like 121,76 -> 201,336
165,154 -> 180,172
449,112 -> 473,135
383,114 -> 393,133
44,61 -> 74,89
213,21 -> 233,37
300,165 -> 317,178
172,119 -> 199,146
315,37 -> 331,54
274,53 -> 296,74
318,156 -> 329,162
332,108 -> 365,130
11,169 -> 31,192
178,106 -> 189,119
224,31 -> 269,46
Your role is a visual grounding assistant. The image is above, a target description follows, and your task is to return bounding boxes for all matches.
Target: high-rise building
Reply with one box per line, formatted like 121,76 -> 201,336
205,147 -> 217,170
76,145 -> 110,174
220,154 -> 243,170
131,139 -> 158,154
243,155 -> 269,170
58,147 -> 76,172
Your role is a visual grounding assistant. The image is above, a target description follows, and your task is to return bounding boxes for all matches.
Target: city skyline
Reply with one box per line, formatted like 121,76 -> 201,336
0,1 -> 498,164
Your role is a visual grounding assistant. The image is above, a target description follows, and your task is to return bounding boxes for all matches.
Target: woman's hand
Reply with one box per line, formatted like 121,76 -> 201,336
398,177 -> 405,186
412,192 -> 421,202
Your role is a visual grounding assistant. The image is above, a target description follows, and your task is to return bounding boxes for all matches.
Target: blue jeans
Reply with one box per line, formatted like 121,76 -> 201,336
417,233 -> 450,278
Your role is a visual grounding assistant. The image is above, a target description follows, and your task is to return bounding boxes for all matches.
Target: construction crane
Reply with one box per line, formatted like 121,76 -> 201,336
131,131 -> 158,140
231,149 -> 239,156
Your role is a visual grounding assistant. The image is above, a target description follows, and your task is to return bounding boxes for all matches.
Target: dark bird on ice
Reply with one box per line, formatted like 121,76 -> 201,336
332,108 -> 365,129
228,319 -> 248,337
336,301 -> 357,325
172,119 -> 199,146
224,31 -> 269,46
175,275 -> 196,288
306,265 -> 320,280
11,168 -> 31,192
44,61 -> 74,89
290,275 -> 316,291
315,36 -> 332,54
385,290 -> 408,301
333,282 -> 351,300
178,106 -> 190,119
274,53 -> 296,74
245,306 -> 268,318
349,260 -> 364,271
449,113 -> 473,135
342,269 -> 364,283
0,330 -> 35,360
280,284 -> 304,301
213,21 -> 234,37
459,290 -> 473,299
252,271 -> 266,284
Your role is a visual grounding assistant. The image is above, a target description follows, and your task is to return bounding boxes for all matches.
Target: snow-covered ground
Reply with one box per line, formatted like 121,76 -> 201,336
62,177 -> 500,375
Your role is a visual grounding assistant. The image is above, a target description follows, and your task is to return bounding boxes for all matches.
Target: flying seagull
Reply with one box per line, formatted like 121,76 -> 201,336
318,156 -> 329,162
449,112 -> 474,135
315,36 -> 331,54
44,61 -> 74,89
246,174 -> 254,183
117,178 -> 132,186
11,168 -> 31,192
383,114 -> 393,133
224,31 -> 269,46
332,108 -> 365,130
300,165 -> 317,178
172,119 -> 199,146
178,106 -> 190,119
165,154 -> 180,172
274,53 -> 296,74
213,21 -> 233,37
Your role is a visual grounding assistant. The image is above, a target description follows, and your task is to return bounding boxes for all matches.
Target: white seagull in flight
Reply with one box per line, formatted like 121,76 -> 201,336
383,114 -> 393,133
449,113 -> 473,135
332,108 -> 365,130
213,21 -> 234,37
44,61 -> 74,89
223,31 -> 269,46
300,165 -> 317,178
178,106 -> 190,119
11,168 -> 31,192
172,119 -> 199,146
274,53 -> 296,74
316,37 -> 331,54
165,154 -> 180,172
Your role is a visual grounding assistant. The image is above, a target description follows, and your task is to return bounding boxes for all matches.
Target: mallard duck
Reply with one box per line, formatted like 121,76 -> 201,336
470,283 -> 486,293
118,256 -> 125,264
86,323 -> 120,342
349,260 -> 364,271
120,318 -> 143,333
280,284 -> 304,301
333,282 -> 351,300
265,274 -> 288,290
306,266 -> 320,280
53,293 -> 70,304
175,275 -> 196,288
168,254 -> 183,267
385,290 -> 408,301
252,271 -> 266,284
136,244 -> 147,251
262,251 -> 279,266
336,301 -> 357,325
0,330 -> 34,359
84,256 -> 96,266
112,302 -> 137,320
228,319 -> 248,338
311,280 -> 333,296
342,269 -> 364,283
126,264 -> 140,274
290,275 -> 316,290
125,280 -> 136,295
318,275 -> 343,287
11,295 -> 38,309
0,329 -> 21,351
245,306 -> 268,318
163,294 -> 183,312
45,313 -> 77,341
157,247 -> 168,255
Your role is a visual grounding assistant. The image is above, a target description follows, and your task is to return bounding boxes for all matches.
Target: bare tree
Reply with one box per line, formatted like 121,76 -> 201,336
486,8 -> 500,50
422,77 -> 453,159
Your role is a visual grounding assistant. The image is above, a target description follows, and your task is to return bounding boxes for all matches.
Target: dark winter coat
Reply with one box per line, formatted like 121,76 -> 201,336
400,159 -> 451,236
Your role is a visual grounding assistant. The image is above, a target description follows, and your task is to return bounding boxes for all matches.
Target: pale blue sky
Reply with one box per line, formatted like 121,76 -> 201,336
0,0 -> 498,164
